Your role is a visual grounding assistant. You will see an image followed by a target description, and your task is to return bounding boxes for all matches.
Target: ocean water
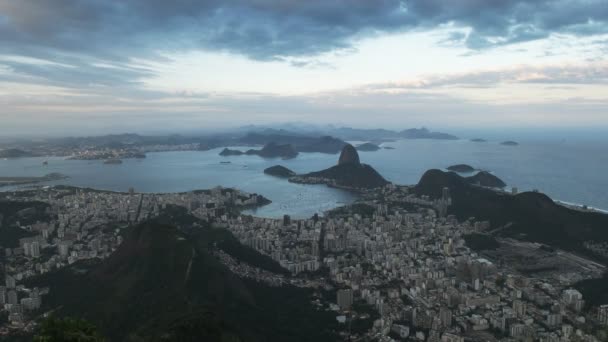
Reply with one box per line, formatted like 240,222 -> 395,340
1,139 -> 607,218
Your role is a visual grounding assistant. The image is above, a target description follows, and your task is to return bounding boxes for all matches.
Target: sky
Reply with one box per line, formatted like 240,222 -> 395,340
0,0 -> 607,136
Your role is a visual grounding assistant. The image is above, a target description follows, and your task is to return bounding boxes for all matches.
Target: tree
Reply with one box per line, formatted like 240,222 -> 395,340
34,316 -> 105,342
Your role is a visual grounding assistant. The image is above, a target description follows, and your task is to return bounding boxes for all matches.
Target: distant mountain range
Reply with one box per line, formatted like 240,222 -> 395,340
0,125 -> 462,158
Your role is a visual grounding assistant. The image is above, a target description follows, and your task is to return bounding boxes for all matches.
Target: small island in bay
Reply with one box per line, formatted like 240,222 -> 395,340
447,164 -> 476,173
264,165 -> 296,178
383,146 -> 395,150
501,140 -> 519,146
355,142 -> 381,151
471,138 -> 487,142
104,159 -> 123,164
289,144 -> 389,190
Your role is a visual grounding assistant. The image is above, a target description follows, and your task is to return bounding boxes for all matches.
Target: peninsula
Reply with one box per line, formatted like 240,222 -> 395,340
289,144 -> 389,190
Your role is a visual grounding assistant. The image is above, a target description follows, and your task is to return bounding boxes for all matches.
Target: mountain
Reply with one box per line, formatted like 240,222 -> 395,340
465,171 -> 507,188
28,208 -> 338,341
400,128 -> 459,140
356,143 -> 381,151
414,169 -> 608,260
290,144 -> 389,189
249,142 -> 298,159
264,165 -> 296,178
338,144 -> 360,165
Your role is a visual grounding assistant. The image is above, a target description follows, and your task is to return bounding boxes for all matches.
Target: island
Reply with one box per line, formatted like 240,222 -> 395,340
501,140 -> 519,146
446,164 -> 476,173
289,144 -> 389,190
383,146 -> 395,150
263,165 -> 296,178
470,138 -> 487,142
220,142 -> 298,159
355,142 -> 381,151
103,159 -> 123,164
400,128 -> 459,140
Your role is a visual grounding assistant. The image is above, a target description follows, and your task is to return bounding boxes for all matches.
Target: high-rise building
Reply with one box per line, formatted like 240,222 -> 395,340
337,289 -> 353,310
30,241 -> 40,258
598,304 -> 608,325
513,300 -> 527,318
5,275 -> 16,289
7,289 -> 18,305
439,307 -> 452,327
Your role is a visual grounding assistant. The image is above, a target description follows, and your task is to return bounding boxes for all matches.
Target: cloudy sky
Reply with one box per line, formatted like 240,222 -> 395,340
1,0 -> 607,136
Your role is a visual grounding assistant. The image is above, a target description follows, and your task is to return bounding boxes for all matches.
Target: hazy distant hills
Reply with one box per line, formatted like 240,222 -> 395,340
241,125 -> 459,141
414,169 -> 608,261
28,207 -> 338,341
239,132 -> 346,154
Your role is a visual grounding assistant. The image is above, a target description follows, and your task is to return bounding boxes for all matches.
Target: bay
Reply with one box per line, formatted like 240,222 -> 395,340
1,139 -> 607,218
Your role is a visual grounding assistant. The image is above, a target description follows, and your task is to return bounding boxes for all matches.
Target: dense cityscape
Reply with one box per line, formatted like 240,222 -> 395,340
2,178 -> 608,341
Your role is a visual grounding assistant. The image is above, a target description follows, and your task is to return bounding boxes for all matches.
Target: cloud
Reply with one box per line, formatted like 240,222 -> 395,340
1,0 -> 607,64
367,63 -> 608,91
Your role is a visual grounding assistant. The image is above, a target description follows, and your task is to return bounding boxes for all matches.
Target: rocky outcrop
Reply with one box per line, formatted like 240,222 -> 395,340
338,144 -> 360,165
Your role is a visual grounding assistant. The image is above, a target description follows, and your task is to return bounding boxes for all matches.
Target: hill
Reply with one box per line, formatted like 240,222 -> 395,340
28,209 -> 337,341
465,171 -> 507,188
414,169 -> 608,260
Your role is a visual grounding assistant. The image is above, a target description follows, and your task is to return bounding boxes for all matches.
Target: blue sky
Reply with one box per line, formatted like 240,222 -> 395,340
0,0 -> 607,136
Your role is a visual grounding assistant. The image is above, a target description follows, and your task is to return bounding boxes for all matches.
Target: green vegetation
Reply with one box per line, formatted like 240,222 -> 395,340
0,201 -> 49,248
27,211 -> 337,341
575,274 -> 608,308
34,316 -> 105,342
463,233 -> 500,251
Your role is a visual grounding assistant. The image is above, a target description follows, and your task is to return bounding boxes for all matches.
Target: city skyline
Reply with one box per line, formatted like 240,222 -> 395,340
1,1 -> 607,135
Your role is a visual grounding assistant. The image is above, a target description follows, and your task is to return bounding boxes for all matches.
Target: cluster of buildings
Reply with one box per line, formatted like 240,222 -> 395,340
1,182 -> 607,341
0,185 -> 264,333
220,184 -> 608,341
